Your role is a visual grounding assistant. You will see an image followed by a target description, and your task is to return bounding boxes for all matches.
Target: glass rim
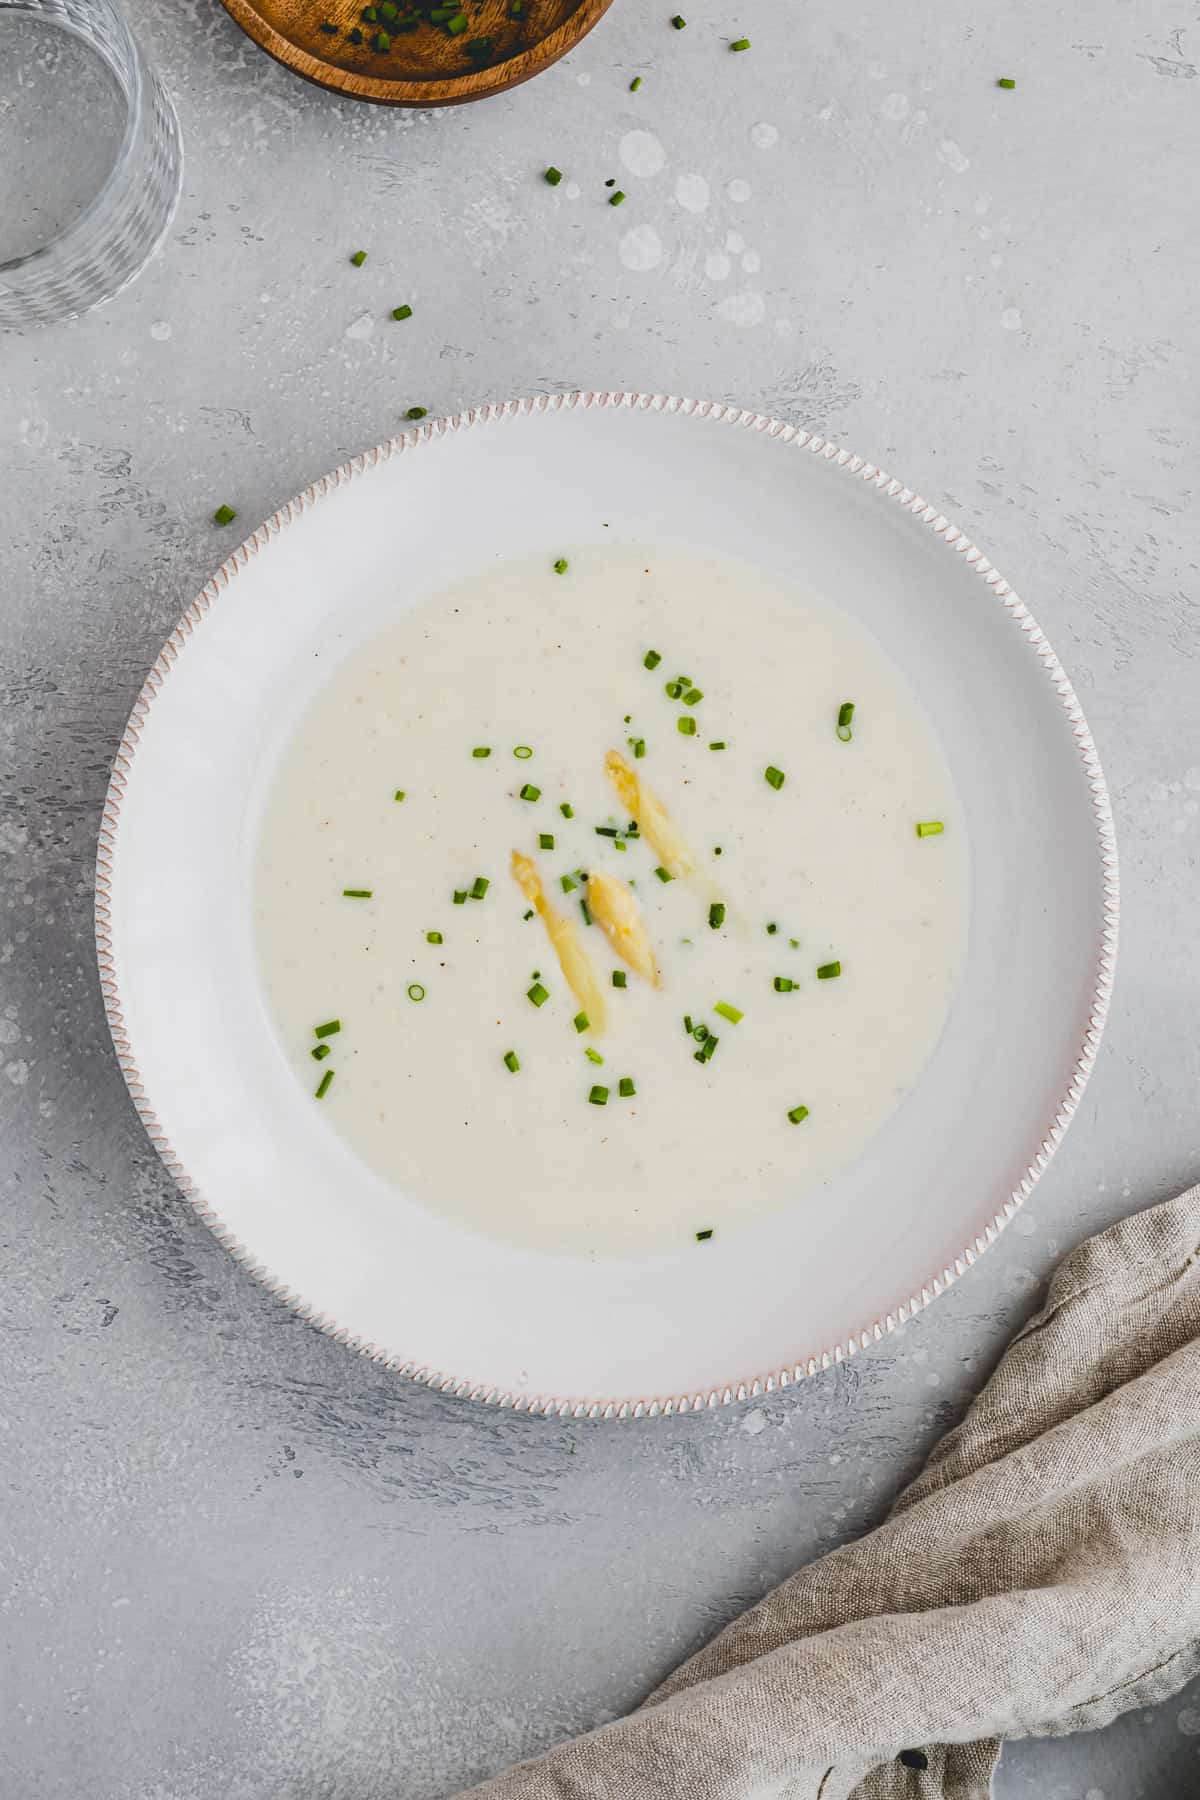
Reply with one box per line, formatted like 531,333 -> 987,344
0,1 -> 144,278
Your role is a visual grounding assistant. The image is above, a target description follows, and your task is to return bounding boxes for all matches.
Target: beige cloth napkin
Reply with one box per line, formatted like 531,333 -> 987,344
458,1186 -> 1200,1799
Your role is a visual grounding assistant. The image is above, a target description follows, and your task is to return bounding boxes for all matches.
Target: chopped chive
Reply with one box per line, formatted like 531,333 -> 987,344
730,36 -> 750,51
790,937 -> 799,948
613,836 -> 627,852
407,983 -> 425,1002
609,191 -> 626,207
682,687 -> 703,706
694,1033 -> 719,1064
816,961 -> 842,980
373,31 -> 391,50
513,745 -> 534,760
675,673 -> 692,687
677,716 -> 697,736
553,556 -> 569,574
314,1019 -> 341,1038
472,746 -> 492,758
766,922 -> 778,935
342,888 -> 372,898
595,825 -> 620,838
348,26 -> 363,41
714,1001 -> 742,1024
464,34 -> 492,58
391,304 -> 412,321
628,736 -> 646,758
503,1049 -> 520,1072
559,801 -> 574,818
446,13 -> 467,31
664,679 -> 683,699
605,178 -> 617,188
522,908 -> 534,920
611,969 -> 627,988
405,407 -> 428,421
426,930 -> 443,944
709,740 -> 726,751
765,765 -> 786,790
618,1076 -> 636,1098
916,820 -> 945,838
643,651 -> 662,672
320,20 -> 339,32
379,1 -> 397,16
654,865 -> 673,882
773,976 -> 796,992
588,1084 -> 609,1106
544,166 -> 564,186
692,1022 -> 709,1042
708,902 -> 726,929
670,13 -> 686,26
630,74 -> 642,90
469,875 -> 489,899
837,700 -> 855,742
361,4 -> 376,16
560,873 -> 578,893
527,982 -> 549,1007
453,889 -> 467,905
997,76 -> 1016,88
311,1043 -> 331,1061
393,789 -> 406,802
579,898 -> 593,926
518,783 -> 541,802
683,1015 -> 694,1034
787,1104 -> 810,1125
315,1069 -> 335,1098
573,1011 -> 590,1033
212,503 -> 237,526
695,1227 -> 713,1241
539,832 -> 555,850
350,249 -> 368,267
585,1047 -> 604,1065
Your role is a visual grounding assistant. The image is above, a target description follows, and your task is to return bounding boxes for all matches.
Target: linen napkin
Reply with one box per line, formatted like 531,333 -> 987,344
456,1185 -> 1200,1799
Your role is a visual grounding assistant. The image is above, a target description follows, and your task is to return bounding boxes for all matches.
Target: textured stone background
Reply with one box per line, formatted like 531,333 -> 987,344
3,2 -> 1198,1795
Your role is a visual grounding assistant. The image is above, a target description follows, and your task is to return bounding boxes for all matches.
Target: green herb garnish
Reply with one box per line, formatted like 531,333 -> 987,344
618,1076 -> 636,1097
544,166 -> 564,186
315,1069 -> 335,1098
709,740 -> 726,751
527,982 -> 549,1007
588,1084 -> 609,1106
342,888 -> 372,898
472,746 -> 492,758
837,701 -> 855,742
407,983 -> 425,1002
730,36 -> 750,51
213,503 -> 237,526
350,250 -> 368,267
314,1019 -> 341,1038
612,969 -> 627,988
553,556 -> 569,574
560,801 -> 574,818
695,1227 -> 713,1241
682,687 -> 703,706
628,736 -> 646,758
816,961 -> 841,980
393,789 -> 406,802
573,1011 -> 590,1033
644,649 -> 662,669
654,866 -> 673,883
609,190 -> 626,207
311,1043 -> 331,1061
678,716 -> 697,736
539,832 -> 555,850
694,1033 -> 719,1064
469,876 -> 489,899
513,745 -> 533,760
713,1001 -> 742,1024
671,13 -> 686,26
453,890 -> 467,905
916,820 -> 944,837
503,1049 -> 520,1072
560,873 -> 578,893
426,930 -> 443,944
773,976 -> 796,992
765,765 -> 785,790
392,304 -> 413,321
997,76 -> 1016,88
585,1047 -> 604,1064
630,75 -> 642,91
708,903 -> 725,929
518,783 -> 541,802
405,407 -> 428,421
787,1104 -> 810,1125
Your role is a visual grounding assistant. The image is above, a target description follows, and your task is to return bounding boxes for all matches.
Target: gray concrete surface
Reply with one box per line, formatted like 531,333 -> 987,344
3,2 -> 1199,1795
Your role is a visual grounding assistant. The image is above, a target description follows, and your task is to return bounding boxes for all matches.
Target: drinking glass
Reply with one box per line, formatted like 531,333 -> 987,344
0,0 -> 183,329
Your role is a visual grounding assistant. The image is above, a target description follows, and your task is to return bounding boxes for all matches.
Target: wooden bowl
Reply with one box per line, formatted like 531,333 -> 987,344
219,0 -> 615,106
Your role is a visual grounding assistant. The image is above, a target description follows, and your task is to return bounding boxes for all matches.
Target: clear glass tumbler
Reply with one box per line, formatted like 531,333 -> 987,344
0,0 -> 183,330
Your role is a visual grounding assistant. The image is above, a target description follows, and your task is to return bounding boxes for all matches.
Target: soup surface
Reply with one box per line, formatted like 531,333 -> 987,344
254,543 -> 968,1257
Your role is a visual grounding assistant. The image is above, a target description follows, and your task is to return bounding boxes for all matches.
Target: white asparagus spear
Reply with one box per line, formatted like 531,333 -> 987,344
586,871 -> 662,988
605,750 -> 701,884
511,851 -> 606,1035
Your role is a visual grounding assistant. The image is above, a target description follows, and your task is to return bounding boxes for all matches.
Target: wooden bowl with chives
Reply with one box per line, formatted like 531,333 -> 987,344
219,0 -> 615,106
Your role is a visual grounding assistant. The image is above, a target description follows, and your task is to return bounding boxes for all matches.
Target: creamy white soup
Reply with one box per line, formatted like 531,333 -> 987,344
253,544 -> 968,1258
